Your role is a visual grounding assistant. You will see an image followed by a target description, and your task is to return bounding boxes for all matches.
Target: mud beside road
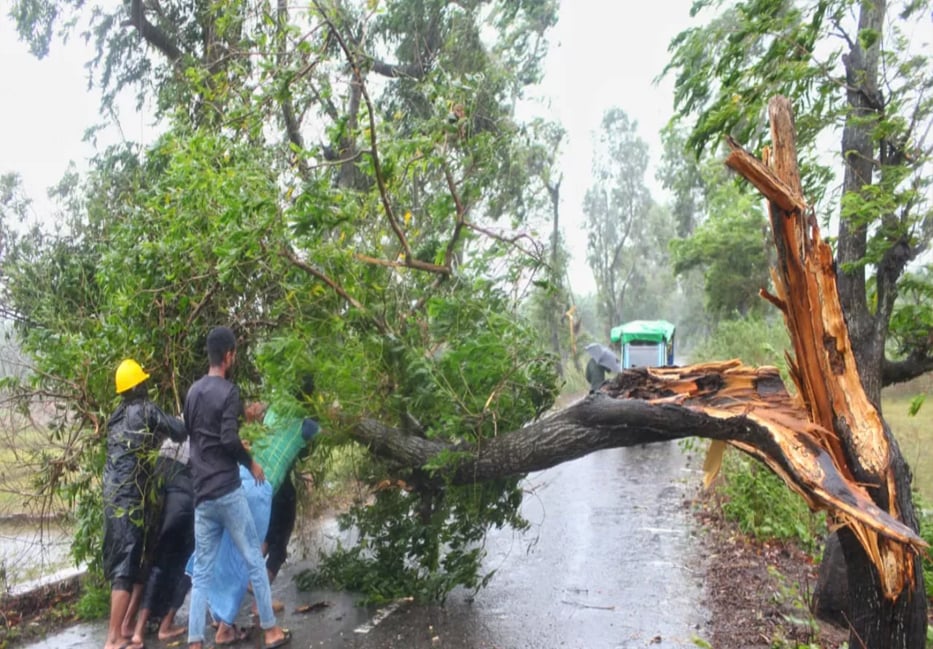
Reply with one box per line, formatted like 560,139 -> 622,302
695,496 -> 849,649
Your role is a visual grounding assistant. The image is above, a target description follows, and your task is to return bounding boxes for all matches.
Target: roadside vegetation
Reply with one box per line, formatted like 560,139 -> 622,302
690,317 -> 933,647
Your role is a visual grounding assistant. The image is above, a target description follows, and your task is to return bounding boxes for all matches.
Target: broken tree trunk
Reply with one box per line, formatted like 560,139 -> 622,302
355,360 -> 924,549
347,96 -> 926,649
725,96 -> 926,649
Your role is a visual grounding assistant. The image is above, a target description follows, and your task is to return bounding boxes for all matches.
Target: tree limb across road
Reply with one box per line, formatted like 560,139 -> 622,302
352,360 -> 925,549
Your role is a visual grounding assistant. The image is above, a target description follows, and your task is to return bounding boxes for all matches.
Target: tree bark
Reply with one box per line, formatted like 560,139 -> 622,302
546,175 -> 564,375
352,361 -> 923,548
726,96 -> 925,649
128,0 -> 183,62
838,0 -> 887,405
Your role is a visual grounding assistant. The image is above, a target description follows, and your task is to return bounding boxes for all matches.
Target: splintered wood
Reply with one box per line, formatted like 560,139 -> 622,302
715,96 -> 918,598
603,362 -> 923,554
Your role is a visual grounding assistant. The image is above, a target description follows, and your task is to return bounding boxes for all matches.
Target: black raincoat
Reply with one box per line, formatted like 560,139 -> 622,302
102,397 -> 186,584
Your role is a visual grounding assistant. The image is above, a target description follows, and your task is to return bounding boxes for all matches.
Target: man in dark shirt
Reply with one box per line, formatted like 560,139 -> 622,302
184,326 -> 290,649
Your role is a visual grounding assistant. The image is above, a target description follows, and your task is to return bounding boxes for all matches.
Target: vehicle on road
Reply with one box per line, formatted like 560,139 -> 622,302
610,320 -> 676,369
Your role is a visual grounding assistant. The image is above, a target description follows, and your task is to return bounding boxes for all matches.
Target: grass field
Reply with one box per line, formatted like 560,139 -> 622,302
0,420 -> 49,517
883,373 -> 933,505
0,398 -> 77,519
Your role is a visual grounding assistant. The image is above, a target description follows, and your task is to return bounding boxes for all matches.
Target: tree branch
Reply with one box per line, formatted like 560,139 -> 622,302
281,245 -> 388,335
314,1 -> 413,263
126,0 -> 183,62
462,221 -> 545,262
370,58 -> 427,79
277,0 -> 310,180
882,354 -> 933,387
350,362 -> 924,549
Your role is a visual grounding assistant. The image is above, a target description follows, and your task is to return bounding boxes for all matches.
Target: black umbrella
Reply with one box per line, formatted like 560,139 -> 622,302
585,343 -> 622,373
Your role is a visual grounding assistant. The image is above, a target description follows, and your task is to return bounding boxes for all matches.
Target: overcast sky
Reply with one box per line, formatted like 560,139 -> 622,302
531,1 -> 696,293
0,1 -> 696,296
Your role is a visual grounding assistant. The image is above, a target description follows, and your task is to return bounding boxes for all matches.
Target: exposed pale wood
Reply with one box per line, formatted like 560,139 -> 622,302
737,96 -> 914,600
724,137 -> 808,213
352,361 -> 926,549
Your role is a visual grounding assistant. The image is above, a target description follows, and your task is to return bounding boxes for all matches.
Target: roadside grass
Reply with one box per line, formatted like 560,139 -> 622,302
882,373 -> 933,504
714,450 -> 826,557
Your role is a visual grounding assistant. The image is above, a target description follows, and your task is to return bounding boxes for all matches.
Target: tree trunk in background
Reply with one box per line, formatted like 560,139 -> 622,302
546,177 -> 564,376
725,96 -> 926,649
838,0 -> 886,405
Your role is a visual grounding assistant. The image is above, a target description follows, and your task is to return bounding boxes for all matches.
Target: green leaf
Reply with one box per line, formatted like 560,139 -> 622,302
909,394 -> 926,417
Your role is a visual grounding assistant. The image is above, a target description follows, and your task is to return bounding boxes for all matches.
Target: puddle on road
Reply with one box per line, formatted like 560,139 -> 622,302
0,518 -> 75,593
19,622 -> 103,648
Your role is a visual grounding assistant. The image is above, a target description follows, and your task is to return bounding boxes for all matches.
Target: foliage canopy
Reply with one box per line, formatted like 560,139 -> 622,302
2,0 -> 565,601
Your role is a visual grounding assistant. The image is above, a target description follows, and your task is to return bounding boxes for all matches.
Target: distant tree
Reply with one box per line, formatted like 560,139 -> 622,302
523,121 -> 575,375
657,124 -> 706,238
584,108 -> 654,336
621,203 -> 680,322
670,162 -> 772,320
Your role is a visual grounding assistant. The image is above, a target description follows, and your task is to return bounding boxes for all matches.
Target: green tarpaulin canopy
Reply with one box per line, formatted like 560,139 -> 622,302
610,320 -> 676,345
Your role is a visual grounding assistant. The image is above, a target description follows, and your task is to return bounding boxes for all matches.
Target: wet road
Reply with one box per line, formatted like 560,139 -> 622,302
24,442 -> 710,649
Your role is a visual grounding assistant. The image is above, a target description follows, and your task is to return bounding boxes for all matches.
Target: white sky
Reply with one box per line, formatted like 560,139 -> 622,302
0,20 -> 105,205
0,1 -> 697,295
531,0 -> 697,294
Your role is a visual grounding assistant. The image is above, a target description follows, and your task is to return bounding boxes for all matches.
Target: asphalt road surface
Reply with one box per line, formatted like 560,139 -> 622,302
24,441 -> 709,649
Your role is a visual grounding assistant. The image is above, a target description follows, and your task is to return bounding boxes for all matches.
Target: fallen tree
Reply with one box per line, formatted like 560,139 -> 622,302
356,361 -> 921,548
5,1 -> 925,642
349,97 -> 928,648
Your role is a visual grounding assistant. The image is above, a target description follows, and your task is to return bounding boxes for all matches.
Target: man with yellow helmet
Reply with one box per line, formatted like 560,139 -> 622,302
103,358 -> 186,649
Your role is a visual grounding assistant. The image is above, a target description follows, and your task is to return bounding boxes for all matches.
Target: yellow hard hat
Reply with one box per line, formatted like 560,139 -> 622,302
115,358 -> 150,394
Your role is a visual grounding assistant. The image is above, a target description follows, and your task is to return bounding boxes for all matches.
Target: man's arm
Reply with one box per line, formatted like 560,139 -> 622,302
221,387 -> 254,467
223,387 -> 266,484
147,402 -> 187,442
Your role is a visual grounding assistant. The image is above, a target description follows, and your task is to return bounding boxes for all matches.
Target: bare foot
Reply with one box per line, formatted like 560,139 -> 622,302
158,623 -> 187,640
104,642 -> 143,649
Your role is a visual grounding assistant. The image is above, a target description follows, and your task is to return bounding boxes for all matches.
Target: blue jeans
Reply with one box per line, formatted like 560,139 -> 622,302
187,486 -> 276,644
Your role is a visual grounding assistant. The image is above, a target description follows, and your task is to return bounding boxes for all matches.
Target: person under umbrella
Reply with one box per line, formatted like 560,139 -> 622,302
584,343 -> 622,392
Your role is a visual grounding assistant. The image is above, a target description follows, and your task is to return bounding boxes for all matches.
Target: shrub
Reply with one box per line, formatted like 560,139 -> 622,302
717,452 -> 825,556
690,315 -> 790,377
74,575 -> 109,620
912,492 -> 933,600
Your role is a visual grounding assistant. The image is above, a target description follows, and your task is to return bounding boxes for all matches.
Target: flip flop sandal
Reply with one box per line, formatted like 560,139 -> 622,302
214,624 -> 253,646
263,628 -> 291,649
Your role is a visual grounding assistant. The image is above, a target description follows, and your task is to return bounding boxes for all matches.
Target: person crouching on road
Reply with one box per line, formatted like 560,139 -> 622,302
103,358 -> 187,649
184,326 -> 290,649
